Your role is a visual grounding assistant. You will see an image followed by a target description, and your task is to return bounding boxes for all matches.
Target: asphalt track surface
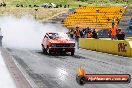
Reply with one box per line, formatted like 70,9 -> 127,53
7,48 -> 132,88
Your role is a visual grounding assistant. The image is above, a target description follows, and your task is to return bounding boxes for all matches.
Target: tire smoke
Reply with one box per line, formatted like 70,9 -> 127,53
0,15 -> 68,50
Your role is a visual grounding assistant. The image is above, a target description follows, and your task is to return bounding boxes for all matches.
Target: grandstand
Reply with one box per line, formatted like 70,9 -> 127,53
64,6 -> 126,30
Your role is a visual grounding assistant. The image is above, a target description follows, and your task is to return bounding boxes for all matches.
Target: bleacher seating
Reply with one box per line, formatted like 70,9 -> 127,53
64,6 -> 126,30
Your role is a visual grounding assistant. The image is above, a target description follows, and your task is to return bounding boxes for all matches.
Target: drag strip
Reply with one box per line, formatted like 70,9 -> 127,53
6,48 -> 132,88
1,48 -> 33,88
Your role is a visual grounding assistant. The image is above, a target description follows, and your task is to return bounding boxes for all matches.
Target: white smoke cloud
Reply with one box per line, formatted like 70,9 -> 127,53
0,15 -> 68,50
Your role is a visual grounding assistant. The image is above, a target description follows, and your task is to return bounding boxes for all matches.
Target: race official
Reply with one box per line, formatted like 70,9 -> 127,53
110,25 -> 117,40
74,27 -> 80,48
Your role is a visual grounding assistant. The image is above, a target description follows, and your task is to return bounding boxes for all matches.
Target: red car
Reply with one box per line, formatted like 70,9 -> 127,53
41,32 -> 75,55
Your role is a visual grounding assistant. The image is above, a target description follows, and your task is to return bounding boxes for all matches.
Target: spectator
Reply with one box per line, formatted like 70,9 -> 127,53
79,5 -> 82,7
85,27 -> 91,33
120,32 -> 125,40
87,31 -> 92,38
80,30 -> 83,38
2,2 -> 6,7
92,29 -> 98,39
34,5 -> 37,7
80,29 -> 86,38
109,25 -> 117,40
116,28 -> 125,40
64,5 -> 66,8
67,5 -> 69,8
74,27 -> 80,48
82,29 -> 86,38
16,4 -> 19,7
60,4 -> 62,7
29,5 -> 31,7
21,4 -> 23,7
69,29 -> 74,39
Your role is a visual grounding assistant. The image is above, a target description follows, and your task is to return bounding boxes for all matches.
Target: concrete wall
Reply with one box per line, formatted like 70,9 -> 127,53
79,38 -> 132,57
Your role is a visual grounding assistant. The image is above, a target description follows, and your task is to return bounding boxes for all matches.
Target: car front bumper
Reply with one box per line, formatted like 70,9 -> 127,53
49,47 -> 75,52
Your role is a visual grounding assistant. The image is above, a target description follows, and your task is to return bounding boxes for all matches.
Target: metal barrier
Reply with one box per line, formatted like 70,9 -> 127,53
79,38 -> 132,57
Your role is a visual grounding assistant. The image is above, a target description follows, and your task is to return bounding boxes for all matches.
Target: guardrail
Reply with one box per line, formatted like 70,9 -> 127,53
79,38 -> 132,57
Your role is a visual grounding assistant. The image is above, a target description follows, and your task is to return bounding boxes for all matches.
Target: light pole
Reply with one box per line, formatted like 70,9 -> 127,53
35,8 -> 38,20
96,9 -> 99,29
112,17 -> 115,27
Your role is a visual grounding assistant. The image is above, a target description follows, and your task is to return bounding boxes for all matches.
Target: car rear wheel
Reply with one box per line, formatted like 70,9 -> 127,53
42,45 -> 47,54
71,51 -> 74,56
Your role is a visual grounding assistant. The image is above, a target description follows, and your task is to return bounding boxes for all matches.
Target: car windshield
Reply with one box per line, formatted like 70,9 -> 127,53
49,33 -> 69,39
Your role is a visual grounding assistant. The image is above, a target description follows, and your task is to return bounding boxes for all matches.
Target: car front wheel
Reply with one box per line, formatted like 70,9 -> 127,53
46,47 -> 52,55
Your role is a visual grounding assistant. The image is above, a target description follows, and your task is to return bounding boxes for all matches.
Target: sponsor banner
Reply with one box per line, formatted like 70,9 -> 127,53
76,74 -> 131,85
76,66 -> 131,85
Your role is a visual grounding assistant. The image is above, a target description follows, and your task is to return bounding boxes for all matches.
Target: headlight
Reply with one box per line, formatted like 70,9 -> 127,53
51,44 -> 56,47
71,43 -> 75,47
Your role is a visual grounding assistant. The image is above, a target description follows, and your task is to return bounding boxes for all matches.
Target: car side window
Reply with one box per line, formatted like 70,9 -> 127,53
49,35 -> 53,39
48,34 -> 54,39
44,35 -> 48,38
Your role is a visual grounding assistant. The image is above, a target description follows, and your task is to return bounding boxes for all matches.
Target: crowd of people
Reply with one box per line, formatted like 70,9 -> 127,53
0,2 -> 6,7
67,25 -> 126,42
67,27 -> 98,41
16,3 -> 70,8
67,27 -> 98,48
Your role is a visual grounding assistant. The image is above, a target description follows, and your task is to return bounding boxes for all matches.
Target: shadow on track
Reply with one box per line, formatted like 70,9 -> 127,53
36,51 -> 71,56
36,50 -> 87,60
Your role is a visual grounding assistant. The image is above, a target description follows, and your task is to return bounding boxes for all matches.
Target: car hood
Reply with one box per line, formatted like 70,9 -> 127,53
49,38 -> 75,44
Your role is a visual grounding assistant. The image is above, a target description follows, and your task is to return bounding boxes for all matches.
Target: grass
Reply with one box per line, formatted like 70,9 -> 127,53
0,7 -> 69,21
0,0 -> 88,8
0,0 -> 131,8
0,0 -> 131,21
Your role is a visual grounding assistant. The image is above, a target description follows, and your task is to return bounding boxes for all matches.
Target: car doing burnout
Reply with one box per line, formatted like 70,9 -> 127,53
41,32 -> 75,55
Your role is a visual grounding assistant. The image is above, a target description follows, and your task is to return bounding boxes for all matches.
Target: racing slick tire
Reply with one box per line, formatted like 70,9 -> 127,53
42,44 -> 47,54
71,51 -> 74,56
